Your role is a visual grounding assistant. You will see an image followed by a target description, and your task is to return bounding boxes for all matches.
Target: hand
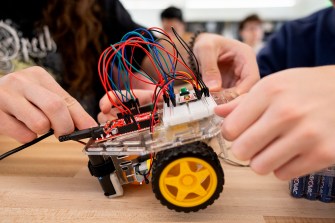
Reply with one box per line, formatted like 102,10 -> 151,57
193,33 -> 259,94
0,66 -> 97,143
215,66 -> 335,180
98,89 -> 154,123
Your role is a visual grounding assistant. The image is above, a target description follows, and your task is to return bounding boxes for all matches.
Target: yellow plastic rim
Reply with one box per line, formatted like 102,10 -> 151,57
159,157 -> 218,208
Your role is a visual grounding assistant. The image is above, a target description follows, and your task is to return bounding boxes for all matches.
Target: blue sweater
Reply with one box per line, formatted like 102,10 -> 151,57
257,7 -> 335,78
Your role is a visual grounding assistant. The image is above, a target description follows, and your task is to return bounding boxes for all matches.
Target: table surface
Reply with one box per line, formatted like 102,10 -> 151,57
0,135 -> 334,223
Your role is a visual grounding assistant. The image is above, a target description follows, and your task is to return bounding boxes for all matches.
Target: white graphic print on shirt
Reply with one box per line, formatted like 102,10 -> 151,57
0,20 -> 56,74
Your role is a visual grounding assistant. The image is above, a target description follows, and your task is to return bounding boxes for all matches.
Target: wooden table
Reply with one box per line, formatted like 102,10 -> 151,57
0,135 -> 334,223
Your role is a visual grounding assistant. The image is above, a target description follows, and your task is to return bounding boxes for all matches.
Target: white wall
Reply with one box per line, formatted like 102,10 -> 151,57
120,0 -> 330,27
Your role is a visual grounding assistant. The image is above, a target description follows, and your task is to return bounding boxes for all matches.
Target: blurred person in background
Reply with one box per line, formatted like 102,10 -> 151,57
160,6 -> 192,42
238,14 -> 265,54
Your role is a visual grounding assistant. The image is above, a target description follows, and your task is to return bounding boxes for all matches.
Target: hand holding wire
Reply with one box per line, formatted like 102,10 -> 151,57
0,66 -> 97,143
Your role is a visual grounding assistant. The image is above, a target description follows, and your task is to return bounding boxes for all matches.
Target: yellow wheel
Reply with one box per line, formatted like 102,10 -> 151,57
159,157 -> 217,207
152,142 -> 224,212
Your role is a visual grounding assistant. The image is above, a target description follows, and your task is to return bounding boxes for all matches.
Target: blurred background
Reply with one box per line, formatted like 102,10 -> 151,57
120,0 -> 331,39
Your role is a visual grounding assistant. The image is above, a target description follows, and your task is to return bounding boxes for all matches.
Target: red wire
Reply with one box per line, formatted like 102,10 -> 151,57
97,27 -> 200,129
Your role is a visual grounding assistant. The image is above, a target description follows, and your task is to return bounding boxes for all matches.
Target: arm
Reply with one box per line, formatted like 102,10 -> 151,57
0,66 -> 97,143
215,65 -> 335,180
257,24 -> 289,78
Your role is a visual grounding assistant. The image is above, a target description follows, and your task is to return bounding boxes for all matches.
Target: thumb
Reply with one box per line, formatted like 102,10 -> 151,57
199,53 -> 222,91
194,43 -> 222,91
67,98 -> 98,130
202,67 -> 222,91
214,95 -> 243,117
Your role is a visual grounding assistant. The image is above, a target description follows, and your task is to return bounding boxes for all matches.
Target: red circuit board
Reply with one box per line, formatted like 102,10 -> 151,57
95,112 -> 158,142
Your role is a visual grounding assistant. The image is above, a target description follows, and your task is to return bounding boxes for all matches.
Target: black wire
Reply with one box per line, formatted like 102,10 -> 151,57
0,130 -> 54,161
165,72 -> 193,81
171,27 -> 199,73
154,37 -> 186,73
151,37 -> 175,75
171,27 -> 207,90
74,140 -> 87,146
150,84 -> 164,132
141,30 -> 192,83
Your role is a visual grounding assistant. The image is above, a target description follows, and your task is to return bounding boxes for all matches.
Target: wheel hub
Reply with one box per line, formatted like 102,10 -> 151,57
158,157 -> 218,207
181,175 -> 195,186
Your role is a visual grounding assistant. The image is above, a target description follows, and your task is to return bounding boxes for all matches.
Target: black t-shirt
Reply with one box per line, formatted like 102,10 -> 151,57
0,0 -> 145,118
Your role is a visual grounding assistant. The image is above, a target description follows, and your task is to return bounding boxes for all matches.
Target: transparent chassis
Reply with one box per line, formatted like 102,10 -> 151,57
84,92 -> 228,212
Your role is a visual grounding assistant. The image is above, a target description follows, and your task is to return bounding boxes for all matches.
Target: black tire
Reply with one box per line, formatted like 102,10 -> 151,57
152,141 -> 224,212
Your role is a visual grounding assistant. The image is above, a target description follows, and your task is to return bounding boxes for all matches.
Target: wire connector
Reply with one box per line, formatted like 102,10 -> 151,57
59,126 -> 105,142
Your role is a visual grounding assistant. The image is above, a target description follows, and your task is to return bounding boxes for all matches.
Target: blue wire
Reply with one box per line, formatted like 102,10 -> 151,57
105,27 -> 184,108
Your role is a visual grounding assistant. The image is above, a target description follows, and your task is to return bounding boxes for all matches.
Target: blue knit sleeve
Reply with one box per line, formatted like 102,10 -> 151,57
257,23 -> 289,78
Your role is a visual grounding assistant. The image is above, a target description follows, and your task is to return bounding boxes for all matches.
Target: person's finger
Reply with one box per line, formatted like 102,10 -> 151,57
233,47 -> 260,94
63,96 -> 97,130
230,97 -> 304,161
22,84 -> 75,137
197,51 -> 222,91
97,112 -> 118,124
214,95 -> 244,117
1,95 -> 51,135
221,90 -> 269,141
274,138 -> 335,181
248,127 -> 309,175
100,90 -> 154,114
100,92 -> 121,114
235,69 -> 260,95
193,35 -> 222,91
0,110 -> 37,143
231,117 -> 282,160
22,67 -> 97,131
0,86 -> 51,135
273,153 -> 330,181
132,89 -> 156,105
